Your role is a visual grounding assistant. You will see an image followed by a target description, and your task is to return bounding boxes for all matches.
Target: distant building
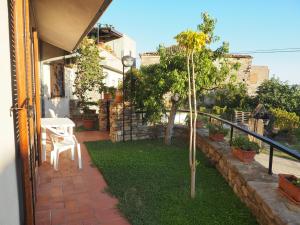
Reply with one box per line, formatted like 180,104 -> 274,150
140,50 -> 269,95
41,25 -> 137,117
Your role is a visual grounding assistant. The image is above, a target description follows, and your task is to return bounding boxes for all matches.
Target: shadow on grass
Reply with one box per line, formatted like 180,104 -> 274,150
85,139 -> 258,225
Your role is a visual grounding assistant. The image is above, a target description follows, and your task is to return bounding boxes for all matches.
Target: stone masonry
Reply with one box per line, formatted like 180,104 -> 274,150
98,100 -> 112,132
108,102 -> 164,142
140,51 -> 269,95
173,126 -> 300,225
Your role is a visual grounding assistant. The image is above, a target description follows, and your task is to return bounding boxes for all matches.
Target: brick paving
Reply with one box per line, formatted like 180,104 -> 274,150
35,131 -> 130,225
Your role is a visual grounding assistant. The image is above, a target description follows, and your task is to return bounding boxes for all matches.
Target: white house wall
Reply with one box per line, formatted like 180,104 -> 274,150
0,1 -> 21,224
42,64 -> 70,117
42,34 -> 137,116
106,34 -> 137,58
103,68 -> 122,87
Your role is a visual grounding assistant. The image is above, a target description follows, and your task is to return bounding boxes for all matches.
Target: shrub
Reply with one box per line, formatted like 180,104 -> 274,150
212,106 -> 227,115
291,177 -> 300,187
270,108 -> 300,132
185,114 -> 208,125
232,136 -> 260,152
199,106 -> 207,113
207,123 -> 229,136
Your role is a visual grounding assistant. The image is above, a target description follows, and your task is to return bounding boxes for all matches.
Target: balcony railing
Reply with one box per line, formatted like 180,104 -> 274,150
177,109 -> 300,175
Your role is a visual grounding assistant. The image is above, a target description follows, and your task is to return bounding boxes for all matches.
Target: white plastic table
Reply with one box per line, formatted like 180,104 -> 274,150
41,118 -> 75,162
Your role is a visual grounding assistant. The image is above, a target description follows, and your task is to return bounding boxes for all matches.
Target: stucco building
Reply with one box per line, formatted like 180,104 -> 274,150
41,25 -> 137,117
140,50 -> 269,95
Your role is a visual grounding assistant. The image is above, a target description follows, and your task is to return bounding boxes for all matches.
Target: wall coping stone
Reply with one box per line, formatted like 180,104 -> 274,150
174,126 -> 300,225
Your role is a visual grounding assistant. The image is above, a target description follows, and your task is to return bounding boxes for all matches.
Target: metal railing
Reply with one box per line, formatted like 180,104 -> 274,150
177,110 -> 300,175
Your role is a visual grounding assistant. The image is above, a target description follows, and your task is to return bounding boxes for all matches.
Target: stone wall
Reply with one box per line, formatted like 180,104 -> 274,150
99,100 -> 111,131
173,126 -> 300,225
109,102 -> 164,142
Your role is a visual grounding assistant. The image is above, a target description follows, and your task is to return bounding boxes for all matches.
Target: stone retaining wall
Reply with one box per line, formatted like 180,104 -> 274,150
109,102 -> 164,142
173,126 -> 300,225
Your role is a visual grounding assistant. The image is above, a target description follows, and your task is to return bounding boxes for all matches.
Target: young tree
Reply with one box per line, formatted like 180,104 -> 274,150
130,15 -> 238,199
175,13 -> 238,198
74,37 -> 104,110
175,30 -> 207,198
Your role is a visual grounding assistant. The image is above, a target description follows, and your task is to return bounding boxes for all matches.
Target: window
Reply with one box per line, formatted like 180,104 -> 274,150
50,63 -> 65,97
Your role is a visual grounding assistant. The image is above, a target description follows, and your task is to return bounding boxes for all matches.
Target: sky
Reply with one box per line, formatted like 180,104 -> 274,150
99,0 -> 300,84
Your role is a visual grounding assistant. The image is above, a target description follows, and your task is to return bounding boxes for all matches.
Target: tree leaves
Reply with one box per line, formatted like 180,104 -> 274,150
73,38 -> 105,108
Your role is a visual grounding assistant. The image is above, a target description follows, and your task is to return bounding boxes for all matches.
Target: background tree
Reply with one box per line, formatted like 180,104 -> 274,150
127,13 -> 239,199
212,83 -> 257,119
74,37 -> 104,110
256,77 -> 300,115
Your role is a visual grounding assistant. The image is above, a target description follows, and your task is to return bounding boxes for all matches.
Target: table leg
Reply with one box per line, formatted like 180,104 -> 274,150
41,127 -> 47,162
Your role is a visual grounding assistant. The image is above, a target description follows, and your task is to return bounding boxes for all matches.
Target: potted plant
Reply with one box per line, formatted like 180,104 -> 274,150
103,86 -> 115,100
208,123 -> 229,141
197,116 -> 208,128
278,174 -> 300,204
114,89 -> 123,103
185,115 -> 208,128
81,102 -> 97,129
73,37 -> 104,129
231,136 -> 259,163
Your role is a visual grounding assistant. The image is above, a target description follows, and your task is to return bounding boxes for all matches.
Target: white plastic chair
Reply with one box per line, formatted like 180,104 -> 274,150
48,127 -> 82,170
49,109 -> 57,118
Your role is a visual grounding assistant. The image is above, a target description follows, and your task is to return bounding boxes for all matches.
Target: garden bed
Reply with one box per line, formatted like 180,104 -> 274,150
86,139 -> 257,225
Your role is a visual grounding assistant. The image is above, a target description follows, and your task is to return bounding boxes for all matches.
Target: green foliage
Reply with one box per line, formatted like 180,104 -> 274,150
207,123 -> 229,136
185,114 -> 208,125
132,47 -> 188,122
291,177 -> 300,187
232,136 -> 260,152
214,83 -> 257,111
132,13 -> 238,123
212,105 -> 227,115
270,108 -> 300,132
86,139 -> 258,225
74,38 -> 104,110
256,78 -> 300,114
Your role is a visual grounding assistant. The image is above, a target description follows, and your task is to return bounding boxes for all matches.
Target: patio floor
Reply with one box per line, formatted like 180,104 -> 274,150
35,131 -> 130,225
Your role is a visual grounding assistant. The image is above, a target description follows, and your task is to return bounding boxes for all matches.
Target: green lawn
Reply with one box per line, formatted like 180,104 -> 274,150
86,139 -> 258,225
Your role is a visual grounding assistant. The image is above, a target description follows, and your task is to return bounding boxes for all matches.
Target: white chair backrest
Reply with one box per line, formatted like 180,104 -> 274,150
49,109 -> 57,118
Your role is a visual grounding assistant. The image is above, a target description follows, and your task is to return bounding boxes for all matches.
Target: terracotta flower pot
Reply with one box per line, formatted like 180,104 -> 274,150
114,90 -> 122,103
278,174 -> 300,204
82,119 -> 94,129
196,121 -> 203,128
104,93 -> 112,100
231,147 -> 256,163
209,133 -> 225,142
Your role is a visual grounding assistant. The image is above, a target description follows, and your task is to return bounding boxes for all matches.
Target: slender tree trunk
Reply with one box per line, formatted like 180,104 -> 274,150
164,101 -> 177,145
187,53 -> 193,169
191,51 -> 197,198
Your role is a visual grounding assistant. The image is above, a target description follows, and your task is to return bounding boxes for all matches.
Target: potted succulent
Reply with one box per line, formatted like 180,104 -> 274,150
278,174 -> 300,204
208,123 -> 229,141
231,136 -> 259,163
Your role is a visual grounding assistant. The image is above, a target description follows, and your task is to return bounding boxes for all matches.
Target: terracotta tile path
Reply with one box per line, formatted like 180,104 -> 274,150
35,131 -> 130,225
